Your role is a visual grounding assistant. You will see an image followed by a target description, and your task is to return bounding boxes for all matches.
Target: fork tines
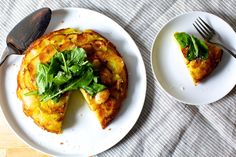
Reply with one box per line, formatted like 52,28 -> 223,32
193,17 -> 215,40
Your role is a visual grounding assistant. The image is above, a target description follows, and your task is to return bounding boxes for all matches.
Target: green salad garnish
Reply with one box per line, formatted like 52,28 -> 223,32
174,32 -> 209,61
25,47 -> 106,102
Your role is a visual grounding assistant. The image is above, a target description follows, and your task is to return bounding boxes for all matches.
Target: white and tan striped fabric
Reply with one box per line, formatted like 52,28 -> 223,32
1,0 -> 236,156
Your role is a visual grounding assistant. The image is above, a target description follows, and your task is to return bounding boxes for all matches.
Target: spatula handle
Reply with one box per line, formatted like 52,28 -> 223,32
0,48 -> 13,66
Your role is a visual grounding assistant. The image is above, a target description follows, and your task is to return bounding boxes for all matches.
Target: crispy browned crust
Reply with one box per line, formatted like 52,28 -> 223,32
17,28 -> 128,133
182,42 -> 222,84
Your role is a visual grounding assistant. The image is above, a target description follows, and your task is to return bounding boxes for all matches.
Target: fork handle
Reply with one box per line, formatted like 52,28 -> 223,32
210,41 -> 236,59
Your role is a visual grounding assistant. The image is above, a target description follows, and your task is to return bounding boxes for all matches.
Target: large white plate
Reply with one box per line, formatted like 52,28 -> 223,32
151,11 -> 236,105
0,8 -> 146,156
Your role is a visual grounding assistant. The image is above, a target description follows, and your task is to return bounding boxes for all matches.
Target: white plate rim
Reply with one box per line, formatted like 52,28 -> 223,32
151,11 -> 236,105
0,7 -> 147,156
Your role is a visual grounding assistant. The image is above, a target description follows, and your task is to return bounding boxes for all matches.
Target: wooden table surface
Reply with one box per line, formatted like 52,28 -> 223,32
0,109 -> 49,157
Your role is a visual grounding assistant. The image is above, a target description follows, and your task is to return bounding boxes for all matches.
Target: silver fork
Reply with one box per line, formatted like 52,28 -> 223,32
193,17 -> 236,59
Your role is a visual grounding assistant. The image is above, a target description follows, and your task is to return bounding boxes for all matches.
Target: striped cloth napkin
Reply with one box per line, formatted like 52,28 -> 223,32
0,0 -> 236,156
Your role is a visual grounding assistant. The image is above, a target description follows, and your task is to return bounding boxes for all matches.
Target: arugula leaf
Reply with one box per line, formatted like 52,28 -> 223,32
64,67 -> 94,91
191,35 -> 199,57
196,37 -> 209,60
40,85 -> 61,102
69,64 -> 84,75
24,90 -> 38,96
36,63 -> 50,94
40,68 -> 94,101
60,52 -> 68,73
91,83 -> 106,93
174,32 -> 191,48
53,71 -> 72,86
30,47 -> 106,102
174,32 -> 209,61
68,48 -> 87,65
48,55 -> 61,75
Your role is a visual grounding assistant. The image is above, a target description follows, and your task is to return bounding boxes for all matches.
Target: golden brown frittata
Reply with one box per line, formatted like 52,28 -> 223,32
17,28 -> 128,133
174,32 -> 222,84
184,42 -> 222,84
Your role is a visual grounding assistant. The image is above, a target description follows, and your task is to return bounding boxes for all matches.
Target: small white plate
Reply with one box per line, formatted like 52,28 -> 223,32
0,8 -> 146,156
151,11 -> 236,105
